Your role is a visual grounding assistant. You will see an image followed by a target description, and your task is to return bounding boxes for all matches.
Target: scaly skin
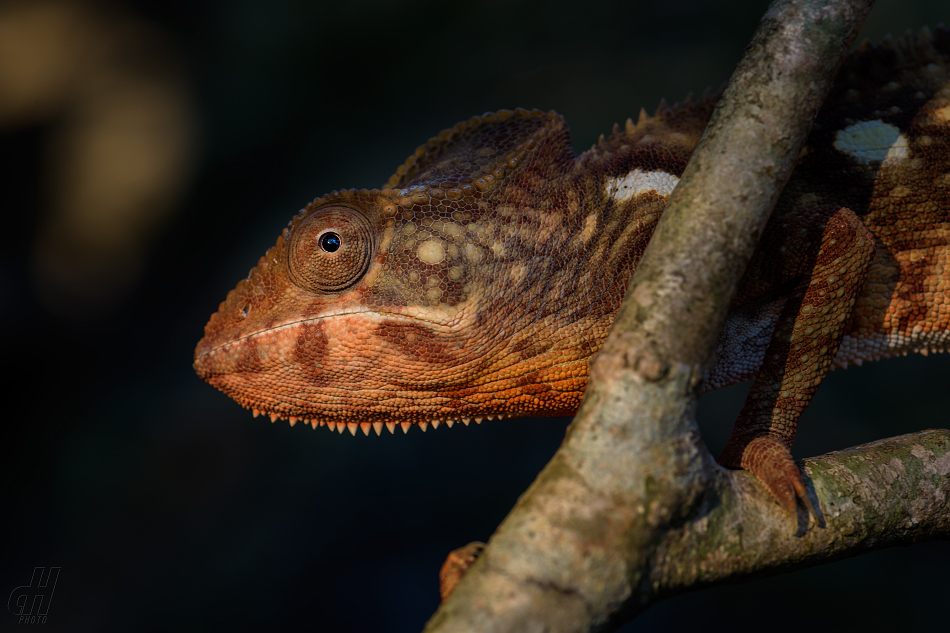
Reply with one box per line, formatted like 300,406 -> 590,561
195,28 -> 950,519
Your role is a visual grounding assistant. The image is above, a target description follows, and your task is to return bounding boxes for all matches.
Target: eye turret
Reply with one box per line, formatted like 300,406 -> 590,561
287,206 -> 375,293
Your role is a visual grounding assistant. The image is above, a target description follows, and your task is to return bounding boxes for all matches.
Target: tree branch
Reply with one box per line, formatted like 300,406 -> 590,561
655,429 -> 950,595
422,1 -> 950,631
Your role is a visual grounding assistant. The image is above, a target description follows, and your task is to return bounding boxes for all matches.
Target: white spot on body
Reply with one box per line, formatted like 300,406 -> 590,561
417,240 -> 445,264
706,298 -> 785,390
580,213 -> 598,243
509,263 -> 527,285
400,298 -> 480,328
833,120 -> 910,164
605,168 -> 680,203
463,243 -> 482,262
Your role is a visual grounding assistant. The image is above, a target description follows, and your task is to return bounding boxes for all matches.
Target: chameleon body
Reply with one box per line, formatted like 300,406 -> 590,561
195,29 -> 950,513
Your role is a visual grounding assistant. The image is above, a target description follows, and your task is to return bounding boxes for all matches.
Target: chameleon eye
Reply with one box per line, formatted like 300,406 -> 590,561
320,232 -> 342,252
288,206 -> 375,293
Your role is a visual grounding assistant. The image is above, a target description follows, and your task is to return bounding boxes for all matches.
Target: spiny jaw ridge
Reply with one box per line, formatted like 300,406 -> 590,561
248,408 -> 513,434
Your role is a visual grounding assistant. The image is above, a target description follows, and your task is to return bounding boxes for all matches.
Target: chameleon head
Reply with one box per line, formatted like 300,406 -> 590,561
194,109 -> 604,429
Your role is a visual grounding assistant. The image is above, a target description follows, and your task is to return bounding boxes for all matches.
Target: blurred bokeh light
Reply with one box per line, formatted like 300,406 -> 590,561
0,0 -> 195,317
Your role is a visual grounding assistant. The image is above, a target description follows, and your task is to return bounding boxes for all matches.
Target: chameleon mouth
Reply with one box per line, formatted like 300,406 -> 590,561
195,288 -> 582,430
193,303 -> 540,431
194,306 -> 453,361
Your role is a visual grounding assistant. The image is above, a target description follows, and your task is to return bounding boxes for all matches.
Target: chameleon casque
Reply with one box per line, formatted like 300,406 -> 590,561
195,28 -> 950,519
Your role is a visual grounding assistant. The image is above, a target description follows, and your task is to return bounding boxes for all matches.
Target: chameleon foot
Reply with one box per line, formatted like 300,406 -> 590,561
439,541 -> 485,602
720,435 -> 818,523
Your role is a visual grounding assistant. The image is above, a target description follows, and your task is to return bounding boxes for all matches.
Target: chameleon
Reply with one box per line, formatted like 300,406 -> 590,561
195,27 -> 950,519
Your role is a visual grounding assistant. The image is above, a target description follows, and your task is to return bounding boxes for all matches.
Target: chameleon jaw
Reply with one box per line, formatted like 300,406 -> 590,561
196,296 -> 587,432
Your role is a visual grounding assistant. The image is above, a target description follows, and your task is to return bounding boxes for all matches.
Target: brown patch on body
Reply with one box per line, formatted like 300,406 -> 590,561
376,320 -> 462,369
294,322 -> 330,386
231,338 -> 263,375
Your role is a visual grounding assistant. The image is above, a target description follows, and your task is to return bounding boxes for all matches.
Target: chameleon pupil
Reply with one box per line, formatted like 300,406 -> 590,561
321,232 -> 342,252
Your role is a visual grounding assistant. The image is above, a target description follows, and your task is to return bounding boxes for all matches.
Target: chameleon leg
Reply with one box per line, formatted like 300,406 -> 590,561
439,541 -> 485,602
718,207 -> 875,518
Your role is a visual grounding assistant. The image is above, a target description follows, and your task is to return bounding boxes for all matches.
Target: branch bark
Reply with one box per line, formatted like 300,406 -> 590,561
423,1 -> 950,631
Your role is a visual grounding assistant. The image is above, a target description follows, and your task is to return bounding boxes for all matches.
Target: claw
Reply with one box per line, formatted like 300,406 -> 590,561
791,475 -> 820,526
721,434 -> 821,527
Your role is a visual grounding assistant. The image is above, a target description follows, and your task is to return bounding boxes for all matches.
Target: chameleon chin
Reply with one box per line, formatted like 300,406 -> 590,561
196,27 -> 950,520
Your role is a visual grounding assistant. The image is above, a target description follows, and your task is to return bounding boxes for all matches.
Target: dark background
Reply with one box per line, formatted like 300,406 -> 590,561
2,0 -> 948,631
